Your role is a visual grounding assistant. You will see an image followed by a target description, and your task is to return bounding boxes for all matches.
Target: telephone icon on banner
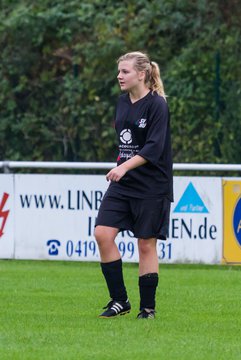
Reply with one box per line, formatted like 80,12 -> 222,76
47,239 -> 61,256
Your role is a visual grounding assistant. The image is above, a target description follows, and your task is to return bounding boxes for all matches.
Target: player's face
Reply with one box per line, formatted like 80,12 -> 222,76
117,60 -> 144,92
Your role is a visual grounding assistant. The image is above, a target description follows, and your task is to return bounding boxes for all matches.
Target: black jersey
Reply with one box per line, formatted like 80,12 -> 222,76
109,91 -> 173,201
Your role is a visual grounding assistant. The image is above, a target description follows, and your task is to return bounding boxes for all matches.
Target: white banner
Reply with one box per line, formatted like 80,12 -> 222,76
0,175 -> 14,258
12,174 -> 223,264
167,177 -> 222,264
14,174 -> 138,262
14,174 -> 107,261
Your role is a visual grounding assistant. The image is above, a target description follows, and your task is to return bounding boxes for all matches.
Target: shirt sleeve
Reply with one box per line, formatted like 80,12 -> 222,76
138,97 -> 169,166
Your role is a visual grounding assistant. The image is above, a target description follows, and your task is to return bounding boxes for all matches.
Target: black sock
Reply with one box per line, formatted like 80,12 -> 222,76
139,273 -> 159,310
101,259 -> 128,302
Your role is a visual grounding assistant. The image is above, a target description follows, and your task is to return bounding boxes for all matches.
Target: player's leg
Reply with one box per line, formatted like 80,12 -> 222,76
138,237 -> 158,276
137,237 -> 158,319
95,225 -> 120,263
95,225 -> 130,317
132,197 -> 170,319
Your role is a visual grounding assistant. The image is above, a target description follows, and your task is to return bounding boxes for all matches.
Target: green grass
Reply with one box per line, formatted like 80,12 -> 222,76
0,260 -> 241,360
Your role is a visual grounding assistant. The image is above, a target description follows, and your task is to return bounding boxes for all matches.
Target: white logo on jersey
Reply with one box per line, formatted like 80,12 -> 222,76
120,129 -> 132,144
138,119 -> 147,128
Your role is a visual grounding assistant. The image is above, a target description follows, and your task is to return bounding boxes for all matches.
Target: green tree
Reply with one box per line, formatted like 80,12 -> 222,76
0,0 -> 240,164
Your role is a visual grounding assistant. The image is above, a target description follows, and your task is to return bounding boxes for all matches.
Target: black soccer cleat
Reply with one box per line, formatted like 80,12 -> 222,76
99,299 -> 131,318
137,309 -> 155,319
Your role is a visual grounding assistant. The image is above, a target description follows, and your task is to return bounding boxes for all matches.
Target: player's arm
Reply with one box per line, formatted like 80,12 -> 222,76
138,97 -> 169,166
106,155 -> 147,182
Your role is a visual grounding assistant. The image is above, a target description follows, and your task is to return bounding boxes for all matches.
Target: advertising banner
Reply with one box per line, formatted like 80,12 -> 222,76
14,174 -> 108,261
14,175 -> 223,264
14,174 -> 138,262
168,177 -> 222,264
223,179 -> 241,264
0,175 -> 14,258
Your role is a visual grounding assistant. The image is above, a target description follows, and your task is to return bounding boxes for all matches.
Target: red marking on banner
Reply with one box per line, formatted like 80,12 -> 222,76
0,193 -> 10,237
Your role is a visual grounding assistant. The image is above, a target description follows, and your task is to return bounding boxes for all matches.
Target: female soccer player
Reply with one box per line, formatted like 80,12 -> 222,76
95,51 -> 173,319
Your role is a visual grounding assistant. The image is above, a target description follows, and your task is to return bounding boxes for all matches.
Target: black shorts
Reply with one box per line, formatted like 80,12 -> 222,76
95,189 -> 171,240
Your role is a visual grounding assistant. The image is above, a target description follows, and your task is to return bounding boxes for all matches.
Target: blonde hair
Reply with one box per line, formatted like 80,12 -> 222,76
117,51 -> 166,99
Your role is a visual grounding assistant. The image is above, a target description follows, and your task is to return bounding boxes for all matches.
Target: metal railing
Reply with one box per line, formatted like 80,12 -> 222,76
0,161 -> 241,173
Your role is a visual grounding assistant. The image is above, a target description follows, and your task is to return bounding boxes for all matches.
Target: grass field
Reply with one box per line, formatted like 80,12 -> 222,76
0,260 -> 241,360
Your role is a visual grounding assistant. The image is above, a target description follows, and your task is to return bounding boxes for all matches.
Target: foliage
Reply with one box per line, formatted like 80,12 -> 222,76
0,0 -> 240,163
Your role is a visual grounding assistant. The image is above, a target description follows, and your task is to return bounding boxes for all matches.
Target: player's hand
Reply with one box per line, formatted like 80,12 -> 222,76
106,165 -> 127,182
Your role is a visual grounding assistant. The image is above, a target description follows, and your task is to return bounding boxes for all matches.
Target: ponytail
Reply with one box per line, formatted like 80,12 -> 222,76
117,51 -> 167,100
149,61 -> 167,100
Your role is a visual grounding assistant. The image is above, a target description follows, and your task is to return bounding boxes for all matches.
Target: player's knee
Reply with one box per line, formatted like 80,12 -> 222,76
138,239 -> 156,256
94,226 -> 104,245
94,226 -> 115,247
